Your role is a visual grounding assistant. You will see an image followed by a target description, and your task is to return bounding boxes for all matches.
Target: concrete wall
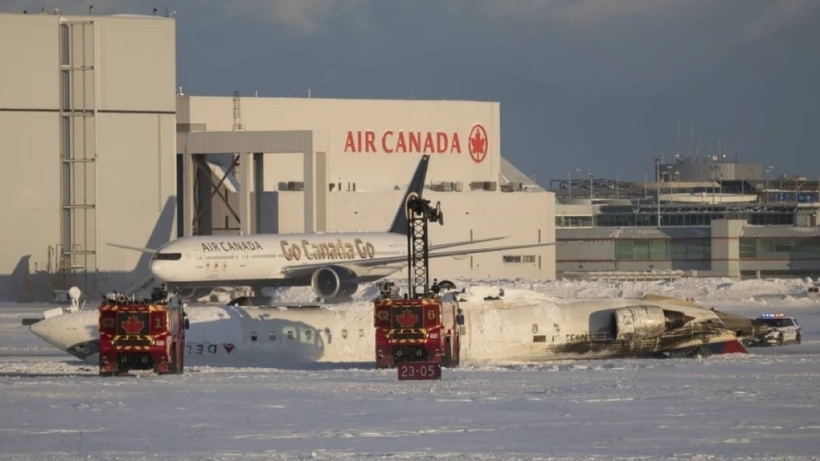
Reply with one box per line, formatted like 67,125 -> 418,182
178,96 -> 501,192
0,12 -> 176,301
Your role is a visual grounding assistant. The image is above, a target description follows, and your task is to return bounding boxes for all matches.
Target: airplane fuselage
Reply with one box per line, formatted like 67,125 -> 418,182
150,232 -> 407,288
28,295 -> 766,366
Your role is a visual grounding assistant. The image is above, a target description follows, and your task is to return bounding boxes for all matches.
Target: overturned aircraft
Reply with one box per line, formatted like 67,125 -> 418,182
25,290 -> 770,367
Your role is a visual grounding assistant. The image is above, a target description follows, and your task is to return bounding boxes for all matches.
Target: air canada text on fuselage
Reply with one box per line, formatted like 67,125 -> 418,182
200,241 -> 264,252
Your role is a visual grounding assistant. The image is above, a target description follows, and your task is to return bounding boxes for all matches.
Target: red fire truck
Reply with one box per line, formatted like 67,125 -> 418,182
374,284 -> 463,370
98,287 -> 188,376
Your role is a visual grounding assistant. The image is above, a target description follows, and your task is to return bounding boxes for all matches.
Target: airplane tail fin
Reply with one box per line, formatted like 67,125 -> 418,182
388,154 -> 430,235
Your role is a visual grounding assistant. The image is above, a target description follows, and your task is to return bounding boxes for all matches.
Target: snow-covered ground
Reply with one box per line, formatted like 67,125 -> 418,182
1,278 -> 820,460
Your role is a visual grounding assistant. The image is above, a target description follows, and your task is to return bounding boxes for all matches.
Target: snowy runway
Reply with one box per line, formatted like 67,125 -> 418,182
2,278 -> 820,460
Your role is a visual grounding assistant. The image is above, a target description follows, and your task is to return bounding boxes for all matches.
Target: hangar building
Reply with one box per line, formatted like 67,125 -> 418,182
0,11 -> 176,302
177,96 -> 554,286
0,11 -> 555,302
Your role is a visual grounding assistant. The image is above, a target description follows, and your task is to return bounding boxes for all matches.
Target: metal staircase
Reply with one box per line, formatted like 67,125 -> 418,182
58,20 -> 98,290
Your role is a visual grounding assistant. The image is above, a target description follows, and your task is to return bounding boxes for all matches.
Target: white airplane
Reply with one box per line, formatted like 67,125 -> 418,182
108,154 -> 556,303
24,286 -> 770,367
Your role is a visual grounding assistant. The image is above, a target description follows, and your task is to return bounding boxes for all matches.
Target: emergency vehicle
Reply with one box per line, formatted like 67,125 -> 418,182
746,313 -> 802,347
98,286 -> 189,376
373,282 -> 464,369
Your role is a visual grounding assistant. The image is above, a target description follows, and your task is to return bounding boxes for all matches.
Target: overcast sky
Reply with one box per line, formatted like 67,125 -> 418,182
8,0 -> 819,184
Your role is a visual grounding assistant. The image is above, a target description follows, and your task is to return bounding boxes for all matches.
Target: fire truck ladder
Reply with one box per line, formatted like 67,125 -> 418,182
405,196 -> 444,298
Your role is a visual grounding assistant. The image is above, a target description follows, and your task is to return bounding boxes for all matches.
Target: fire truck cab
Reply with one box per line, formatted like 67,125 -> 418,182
98,286 -> 188,376
374,282 -> 464,369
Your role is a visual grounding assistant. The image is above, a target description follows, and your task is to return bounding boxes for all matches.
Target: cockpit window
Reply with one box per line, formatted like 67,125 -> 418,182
153,252 -> 182,261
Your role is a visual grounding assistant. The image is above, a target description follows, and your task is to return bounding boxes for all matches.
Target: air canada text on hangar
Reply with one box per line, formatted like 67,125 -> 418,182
343,125 -> 487,157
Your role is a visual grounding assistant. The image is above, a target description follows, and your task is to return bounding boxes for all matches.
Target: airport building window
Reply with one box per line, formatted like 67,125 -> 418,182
741,237 -> 820,260
739,238 -> 757,259
614,239 -> 710,261
503,255 -> 537,264
592,205 -> 796,228
555,216 -> 594,228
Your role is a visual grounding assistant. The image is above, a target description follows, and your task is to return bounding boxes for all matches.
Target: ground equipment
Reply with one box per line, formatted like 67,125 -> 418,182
98,285 -> 189,376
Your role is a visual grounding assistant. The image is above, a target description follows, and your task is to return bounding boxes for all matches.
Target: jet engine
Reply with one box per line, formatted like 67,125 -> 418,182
310,265 -> 359,303
611,306 -> 668,341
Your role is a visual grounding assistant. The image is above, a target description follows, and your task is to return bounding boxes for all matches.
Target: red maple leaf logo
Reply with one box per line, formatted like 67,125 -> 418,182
121,315 -> 145,335
468,124 -> 488,164
396,309 -> 419,328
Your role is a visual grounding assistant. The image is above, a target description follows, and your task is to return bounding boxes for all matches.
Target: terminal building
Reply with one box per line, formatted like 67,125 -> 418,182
0,11 -> 554,302
552,155 -> 820,280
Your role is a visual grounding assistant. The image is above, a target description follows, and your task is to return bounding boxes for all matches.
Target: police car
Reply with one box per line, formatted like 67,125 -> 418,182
746,313 -> 802,347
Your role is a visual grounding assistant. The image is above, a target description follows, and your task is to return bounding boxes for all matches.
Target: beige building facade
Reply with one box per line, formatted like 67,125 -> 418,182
0,12 -> 177,301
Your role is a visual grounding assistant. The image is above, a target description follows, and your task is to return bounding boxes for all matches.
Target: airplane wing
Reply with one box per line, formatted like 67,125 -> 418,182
280,241 -> 558,276
106,243 -> 157,254
428,236 -> 507,251
104,238 -> 503,255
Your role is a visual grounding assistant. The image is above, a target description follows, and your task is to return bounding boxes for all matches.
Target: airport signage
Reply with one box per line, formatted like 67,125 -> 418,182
397,361 -> 442,381
343,124 -> 488,164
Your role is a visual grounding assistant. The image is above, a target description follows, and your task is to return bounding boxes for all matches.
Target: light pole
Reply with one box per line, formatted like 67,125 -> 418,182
764,165 -> 774,203
568,168 -> 581,199
588,173 -> 594,200
654,156 -> 663,227
708,164 -> 719,204
796,179 -> 811,204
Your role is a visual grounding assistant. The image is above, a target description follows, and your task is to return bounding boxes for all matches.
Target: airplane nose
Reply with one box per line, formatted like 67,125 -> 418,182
150,260 -> 167,281
29,317 -> 70,350
28,311 -> 98,352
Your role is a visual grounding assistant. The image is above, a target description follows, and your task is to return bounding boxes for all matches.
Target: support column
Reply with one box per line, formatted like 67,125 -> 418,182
303,150 -> 315,233
193,155 -> 214,235
315,151 -> 327,232
710,219 -> 744,279
253,153 -> 264,234
238,152 -> 253,235
181,148 -> 194,237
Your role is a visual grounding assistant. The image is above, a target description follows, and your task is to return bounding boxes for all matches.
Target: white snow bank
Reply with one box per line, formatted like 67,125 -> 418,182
250,277 -> 820,308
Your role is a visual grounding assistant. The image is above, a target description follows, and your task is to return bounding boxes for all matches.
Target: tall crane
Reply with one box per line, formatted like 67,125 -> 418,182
405,195 -> 444,298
